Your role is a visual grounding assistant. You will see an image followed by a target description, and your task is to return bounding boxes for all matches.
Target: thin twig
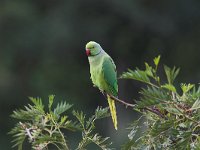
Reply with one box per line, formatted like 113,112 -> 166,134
19,122 -> 34,141
108,94 -> 166,119
25,128 -> 34,141
108,94 -> 135,108
51,115 -> 69,150
144,107 -> 165,119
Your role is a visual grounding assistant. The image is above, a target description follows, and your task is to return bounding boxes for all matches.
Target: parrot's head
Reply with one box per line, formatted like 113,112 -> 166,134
85,41 -> 101,57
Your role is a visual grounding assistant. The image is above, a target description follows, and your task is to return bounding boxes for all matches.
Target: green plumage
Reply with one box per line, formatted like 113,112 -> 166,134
102,57 -> 118,96
86,41 -> 118,130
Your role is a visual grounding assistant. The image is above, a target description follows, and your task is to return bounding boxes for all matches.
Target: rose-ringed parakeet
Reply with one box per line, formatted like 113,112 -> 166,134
85,41 -> 118,130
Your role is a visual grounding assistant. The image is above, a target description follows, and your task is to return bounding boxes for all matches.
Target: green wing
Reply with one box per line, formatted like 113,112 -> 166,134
102,56 -> 118,96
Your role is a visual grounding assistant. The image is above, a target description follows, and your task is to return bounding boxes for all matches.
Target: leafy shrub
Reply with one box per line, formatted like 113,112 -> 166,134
9,95 -> 111,150
10,56 -> 200,149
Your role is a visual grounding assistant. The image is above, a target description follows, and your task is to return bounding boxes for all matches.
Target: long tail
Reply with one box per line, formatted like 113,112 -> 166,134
107,95 -> 117,130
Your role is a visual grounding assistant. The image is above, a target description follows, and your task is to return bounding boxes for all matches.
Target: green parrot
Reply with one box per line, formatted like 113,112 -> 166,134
85,41 -> 118,130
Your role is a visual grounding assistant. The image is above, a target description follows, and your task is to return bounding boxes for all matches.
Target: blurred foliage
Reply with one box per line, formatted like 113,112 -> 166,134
121,56 -> 200,149
10,95 -> 112,150
1,0 -> 200,149
10,56 -> 200,149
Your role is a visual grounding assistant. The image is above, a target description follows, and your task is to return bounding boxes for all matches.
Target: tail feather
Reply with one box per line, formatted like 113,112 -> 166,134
107,95 -> 117,130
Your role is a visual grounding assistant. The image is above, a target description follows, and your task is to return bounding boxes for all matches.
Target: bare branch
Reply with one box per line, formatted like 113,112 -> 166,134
108,94 -> 166,119
108,94 -> 135,108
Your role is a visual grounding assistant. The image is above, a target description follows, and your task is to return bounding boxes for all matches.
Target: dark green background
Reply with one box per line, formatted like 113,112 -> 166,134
1,0 -> 200,149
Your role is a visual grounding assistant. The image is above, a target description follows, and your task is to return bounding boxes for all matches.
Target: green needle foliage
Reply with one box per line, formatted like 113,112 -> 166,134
9,95 -> 112,150
10,56 -> 200,149
121,56 -> 200,150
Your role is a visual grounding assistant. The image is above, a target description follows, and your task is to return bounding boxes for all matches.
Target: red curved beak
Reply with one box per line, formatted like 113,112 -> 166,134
86,49 -> 91,56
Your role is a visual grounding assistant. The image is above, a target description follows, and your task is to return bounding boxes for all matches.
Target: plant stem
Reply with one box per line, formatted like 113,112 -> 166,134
144,107 -> 165,119
108,94 -> 165,119
109,94 -> 135,108
51,115 -> 69,150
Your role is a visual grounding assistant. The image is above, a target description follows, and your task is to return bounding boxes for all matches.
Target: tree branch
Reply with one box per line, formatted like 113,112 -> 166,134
108,94 -> 135,108
144,107 -> 165,119
108,94 -> 165,119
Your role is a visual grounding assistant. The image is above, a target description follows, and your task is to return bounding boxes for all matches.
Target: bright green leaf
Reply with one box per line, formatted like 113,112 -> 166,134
164,65 -> 180,85
162,84 -> 177,92
153,55 -> 161,68
145,62 -> 154,77
181,83 -> 194,94
54,102 -> 73,116
48,95 -> 55,111
191,98 -> 200,110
